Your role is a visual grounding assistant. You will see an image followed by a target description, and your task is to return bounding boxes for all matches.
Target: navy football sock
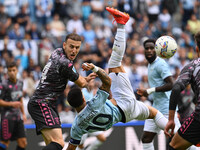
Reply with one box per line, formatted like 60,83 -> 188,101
16,145 -> 25,150
169,145 -> 176,150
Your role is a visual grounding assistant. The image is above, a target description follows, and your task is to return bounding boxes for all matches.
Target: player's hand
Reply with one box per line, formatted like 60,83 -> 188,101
86,72 -> 97,82
82,63 -> 95,71
23,114 -> 27,122
11,101 -> 22,108
137,88 -> 148,97
164,120 -> 175,137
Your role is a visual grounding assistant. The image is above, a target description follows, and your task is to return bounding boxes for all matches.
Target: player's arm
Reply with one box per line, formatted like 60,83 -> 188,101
137,76 -> 173,97
74,73 -> 97,88
20,97 -> 27,122
164,81 -> 184,137
0,99 -> 22,108
82,63 -> 111,93
155,76 -> 173,92
66,143 -> 77,150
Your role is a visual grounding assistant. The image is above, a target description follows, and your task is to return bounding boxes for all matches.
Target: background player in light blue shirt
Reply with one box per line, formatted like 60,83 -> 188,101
137,39 -> 181,150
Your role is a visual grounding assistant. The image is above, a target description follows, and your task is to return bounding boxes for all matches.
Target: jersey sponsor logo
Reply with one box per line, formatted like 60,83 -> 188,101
11,91 -> 23,101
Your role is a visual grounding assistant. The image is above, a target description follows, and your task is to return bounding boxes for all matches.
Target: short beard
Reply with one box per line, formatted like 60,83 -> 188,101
146,54 -> 157,63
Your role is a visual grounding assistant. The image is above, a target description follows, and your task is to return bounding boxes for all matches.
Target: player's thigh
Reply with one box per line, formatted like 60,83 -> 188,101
170,132 -> 192,150
144,119 -> 160,134
41,128 -> 64,147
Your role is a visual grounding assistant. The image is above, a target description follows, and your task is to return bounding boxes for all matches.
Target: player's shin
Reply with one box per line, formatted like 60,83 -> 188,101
153,111 -> 168,130
108,25 -> 126,68
142,142 -> 154,150
86,140 -> 103,150
16,145 -> 25,150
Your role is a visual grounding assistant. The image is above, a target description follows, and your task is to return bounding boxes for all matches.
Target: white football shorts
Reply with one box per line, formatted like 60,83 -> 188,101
109,72 -> 150,122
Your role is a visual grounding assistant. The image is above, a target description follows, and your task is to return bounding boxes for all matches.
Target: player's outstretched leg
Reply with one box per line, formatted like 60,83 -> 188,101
106,7 -> 129,69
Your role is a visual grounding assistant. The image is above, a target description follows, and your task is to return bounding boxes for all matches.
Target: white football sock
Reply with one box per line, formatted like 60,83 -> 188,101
142,142 -> 154,150
76,147 -> 84,150
153,111 -> 168,130
108,28 -> 126,68
86,140 -> 103,150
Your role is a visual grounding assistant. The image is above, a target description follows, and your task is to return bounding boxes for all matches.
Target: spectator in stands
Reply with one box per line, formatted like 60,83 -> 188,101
8,23 -> 25,40
16,5 -> 31,30
0,4 -> 12,39
2,0 -> 19,19
13,41 -> 29,72
81,0 -> 92,21
0,38 -> 13,59
50,14 -> 66,37
22,69 -> 35,98
82,22 -> 96,47
66,0 -> 82,18
35,0 -> 53,26
158,8 -> 172,33
179,0 -> 196,30
186,13 -> 200,36
41,23 -> 53,39
53,0 -> 69,20
146,0 -> 161,23
31,65 -> 42,82
28,23 -> 41,40
66,14 -> 85,35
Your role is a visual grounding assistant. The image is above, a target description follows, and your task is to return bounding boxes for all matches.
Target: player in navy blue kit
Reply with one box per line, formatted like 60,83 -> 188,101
28,33 -> 96,150
165,31 -> 200,149
0,62 -> 27,150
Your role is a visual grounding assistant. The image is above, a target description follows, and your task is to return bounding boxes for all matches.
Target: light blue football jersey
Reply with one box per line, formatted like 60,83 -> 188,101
69,89 -> 122,145
148,57 -> 172,114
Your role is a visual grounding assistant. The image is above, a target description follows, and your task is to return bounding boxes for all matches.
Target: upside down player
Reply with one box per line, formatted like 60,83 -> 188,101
165,31 -> 200,149
66,7 -> 170,150
28,33 -> 96,150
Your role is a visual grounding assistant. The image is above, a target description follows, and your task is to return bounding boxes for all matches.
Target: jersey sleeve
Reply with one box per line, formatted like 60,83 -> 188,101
69,124 -> 84,145
157,60 -> 172,80
87,89 -> 109,109
175,62 -> 194,89
60,63 -> 79,82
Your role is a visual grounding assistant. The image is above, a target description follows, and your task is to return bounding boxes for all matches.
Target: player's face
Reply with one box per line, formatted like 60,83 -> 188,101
63,39 -> 82,61
7,66 -> 18,80
144,42 -> 156,63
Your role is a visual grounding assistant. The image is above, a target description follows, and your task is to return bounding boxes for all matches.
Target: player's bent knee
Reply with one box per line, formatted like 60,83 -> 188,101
97,134 -> 106,142
147,106 -> 158,119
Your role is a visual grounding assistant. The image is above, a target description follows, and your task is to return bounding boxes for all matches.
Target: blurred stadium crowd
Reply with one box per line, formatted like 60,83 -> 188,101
0,0 -> 199,124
